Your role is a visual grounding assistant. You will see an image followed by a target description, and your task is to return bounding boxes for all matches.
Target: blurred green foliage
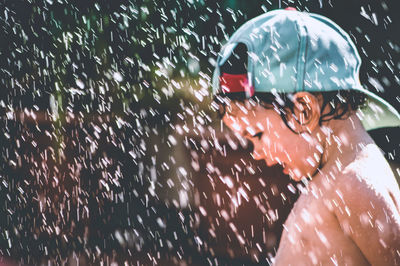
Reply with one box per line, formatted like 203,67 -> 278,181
1,0 -> 399,118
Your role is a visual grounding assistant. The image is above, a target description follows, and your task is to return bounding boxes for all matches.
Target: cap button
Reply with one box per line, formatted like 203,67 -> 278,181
284,7 -> 297,11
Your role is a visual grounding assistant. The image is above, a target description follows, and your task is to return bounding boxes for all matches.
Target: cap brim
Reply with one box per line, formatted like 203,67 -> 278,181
355,85 -> 400,131
219,43 -> 239,67
212,43 -> 239,95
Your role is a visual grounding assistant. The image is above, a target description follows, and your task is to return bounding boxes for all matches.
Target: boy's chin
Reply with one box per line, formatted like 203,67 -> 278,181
281,165 -> 310,182
286,168 -> 305,182
289,174 -> 303,182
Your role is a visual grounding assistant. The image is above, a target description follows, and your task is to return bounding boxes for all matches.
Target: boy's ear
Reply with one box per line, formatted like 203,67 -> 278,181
290,92 -> 321,132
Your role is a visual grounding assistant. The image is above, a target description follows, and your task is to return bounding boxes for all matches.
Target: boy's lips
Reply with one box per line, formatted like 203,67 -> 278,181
282,165 -> 289,175
283,166 -> 290,175
265,161 -> 273,167
265,159 -> 276,167
265,158 -> 289,173
281,163 -> 291,175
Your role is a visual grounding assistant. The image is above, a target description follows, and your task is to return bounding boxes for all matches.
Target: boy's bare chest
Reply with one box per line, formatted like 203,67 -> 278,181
274,191 -> 369,265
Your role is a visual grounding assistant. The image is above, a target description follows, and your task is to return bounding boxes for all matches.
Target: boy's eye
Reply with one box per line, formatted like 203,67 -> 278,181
252,132 -> 263,140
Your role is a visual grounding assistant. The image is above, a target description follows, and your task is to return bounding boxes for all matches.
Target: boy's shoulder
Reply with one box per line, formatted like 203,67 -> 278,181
324,144 -> 400,265
337,143 -> 398,194
276,145 -> 400,265
329,143 -> 399,217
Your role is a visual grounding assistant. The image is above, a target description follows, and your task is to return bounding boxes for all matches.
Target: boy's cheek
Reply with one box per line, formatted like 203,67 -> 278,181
260,135 -> 272,149
231,122 -> 242,133
223,117 -> 242,133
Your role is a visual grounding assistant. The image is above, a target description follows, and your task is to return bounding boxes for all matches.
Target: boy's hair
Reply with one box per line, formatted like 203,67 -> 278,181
213,90 -> 367,134
212,11 -> 400,130
213,43 -> 367,133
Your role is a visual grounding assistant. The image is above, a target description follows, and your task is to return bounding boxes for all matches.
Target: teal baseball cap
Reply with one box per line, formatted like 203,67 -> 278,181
212,9 -> 400,130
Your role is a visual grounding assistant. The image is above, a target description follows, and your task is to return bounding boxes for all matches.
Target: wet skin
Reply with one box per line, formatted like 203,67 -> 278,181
222,94 -> 400,265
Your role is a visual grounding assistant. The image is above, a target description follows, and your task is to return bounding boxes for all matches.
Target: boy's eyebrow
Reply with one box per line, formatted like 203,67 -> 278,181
224,108 -> 236,118
225,104 -> 239,116
235,102 -> 249,114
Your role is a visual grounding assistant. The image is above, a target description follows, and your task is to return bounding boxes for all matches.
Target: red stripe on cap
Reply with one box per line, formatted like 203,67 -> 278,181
219,73 -> 255,96
285,7 -> 296,11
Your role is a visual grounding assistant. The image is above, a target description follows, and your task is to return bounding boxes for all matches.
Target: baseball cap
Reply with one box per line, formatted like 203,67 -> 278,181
212,9 -> 400,130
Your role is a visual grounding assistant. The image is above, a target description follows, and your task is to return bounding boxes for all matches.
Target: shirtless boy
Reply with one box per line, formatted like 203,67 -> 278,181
211,9 -> 400,265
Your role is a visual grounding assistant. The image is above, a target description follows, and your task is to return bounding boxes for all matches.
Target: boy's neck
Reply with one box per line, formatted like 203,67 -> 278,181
317,114 -> 375,177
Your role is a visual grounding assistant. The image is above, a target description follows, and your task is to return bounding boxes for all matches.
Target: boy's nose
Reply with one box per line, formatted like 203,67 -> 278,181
251,150 -> 264,161
253,147 -> 278,166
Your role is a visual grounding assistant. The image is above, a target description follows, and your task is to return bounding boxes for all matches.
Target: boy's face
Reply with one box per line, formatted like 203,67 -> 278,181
222,100 -> 323,181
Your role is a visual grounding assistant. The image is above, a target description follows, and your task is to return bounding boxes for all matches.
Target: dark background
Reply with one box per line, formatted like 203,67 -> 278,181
0,0 -> 399,265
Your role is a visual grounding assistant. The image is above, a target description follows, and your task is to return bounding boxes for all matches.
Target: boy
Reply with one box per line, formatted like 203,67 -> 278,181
211,9 -> 400,265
